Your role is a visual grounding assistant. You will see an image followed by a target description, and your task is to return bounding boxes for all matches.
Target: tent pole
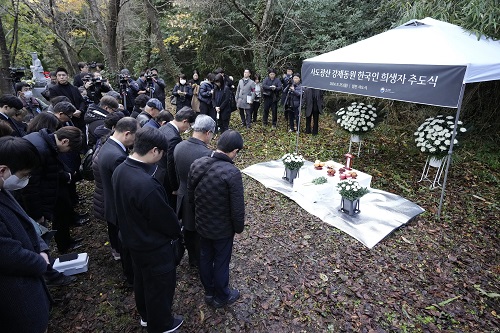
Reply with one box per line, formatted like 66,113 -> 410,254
437,83 -> 466,219
295,86 -> 304,154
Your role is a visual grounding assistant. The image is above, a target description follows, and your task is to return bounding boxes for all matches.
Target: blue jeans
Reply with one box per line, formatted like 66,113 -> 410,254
199,235 -> 234,302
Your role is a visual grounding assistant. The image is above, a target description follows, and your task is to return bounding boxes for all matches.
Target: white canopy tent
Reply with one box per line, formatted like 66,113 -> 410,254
300,17 -> 500,218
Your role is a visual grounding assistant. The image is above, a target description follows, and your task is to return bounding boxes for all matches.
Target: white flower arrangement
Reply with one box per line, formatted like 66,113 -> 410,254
282,152 -> 305,170
337,179 -> 369,201
335,102 -> 381,134
414,115 -> 466,158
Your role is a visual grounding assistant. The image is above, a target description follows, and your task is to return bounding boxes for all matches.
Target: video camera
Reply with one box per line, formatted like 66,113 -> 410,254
9,67 -> 26,82
119,74 -> 129,83
83,75 -> 102,87
87,61 -> 97,69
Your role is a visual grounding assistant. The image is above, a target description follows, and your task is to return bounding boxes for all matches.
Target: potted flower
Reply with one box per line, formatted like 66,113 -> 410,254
337,179 -> 369,216
281,152 -> 305,184
414,115 -> 467,167
335,102 -> 382,143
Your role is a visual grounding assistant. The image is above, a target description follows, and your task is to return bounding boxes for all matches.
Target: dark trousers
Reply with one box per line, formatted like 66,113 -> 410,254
251,101 -> 260,122
288,107 -> 299,131
219,116 -> 230,133
262,98 -> 278,126
239,108 -> 252,128
199,235 -> 234,303
184,229 -> 200,266
306,104 -> 320,135
109,222 -> 134,284
130,246 -> 177,333
53,185 -> 74,252
200,102 -> 216,122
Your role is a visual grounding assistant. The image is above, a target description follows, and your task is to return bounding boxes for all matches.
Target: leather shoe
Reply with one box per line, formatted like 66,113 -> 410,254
212,288 -> 240,308
45,274 -> 77,287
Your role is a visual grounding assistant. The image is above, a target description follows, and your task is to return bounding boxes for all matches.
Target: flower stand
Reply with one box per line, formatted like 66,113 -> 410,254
418,155 -> 449,189
340,197 -> 360,216
348,134 -> 363,157
283,168 -> 299,184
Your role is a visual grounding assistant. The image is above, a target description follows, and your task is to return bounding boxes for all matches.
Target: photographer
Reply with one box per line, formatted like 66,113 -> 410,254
118,69 -> 139,114
73,62 -> 90,88
137,68 -> 166,108
83,72 -> 113,105
282,73 -> 303,132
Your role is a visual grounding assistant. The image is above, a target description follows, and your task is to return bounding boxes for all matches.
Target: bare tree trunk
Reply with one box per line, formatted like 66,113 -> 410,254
143,0 -> 179,78
0,16 -> 14,94
106,0 -> 120,74
8,0 -> 20,65
53,39 -> 78,76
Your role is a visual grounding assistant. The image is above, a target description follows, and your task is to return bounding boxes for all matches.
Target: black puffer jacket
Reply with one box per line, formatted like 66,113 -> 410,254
84,104 -> 109,147
187,152 -> 245,239
22,129 -> 69,220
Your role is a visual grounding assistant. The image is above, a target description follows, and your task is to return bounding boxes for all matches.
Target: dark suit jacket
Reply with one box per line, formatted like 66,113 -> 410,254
0,190 -> 51,333
49,83 -> 85,111
173,137 -> 212,230
97,137 -> 127,225
304,88 -> 324,117
0,112 -> 25,137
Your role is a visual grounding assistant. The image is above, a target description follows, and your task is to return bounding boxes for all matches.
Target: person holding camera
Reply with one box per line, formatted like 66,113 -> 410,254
282,73 -> 303,132
137,68 -> 166,108
118,69 -> 139,114
261,68 -> 282,128
83,72 -> 113,105
172,74 -> 193,112
73,62 -> 90,88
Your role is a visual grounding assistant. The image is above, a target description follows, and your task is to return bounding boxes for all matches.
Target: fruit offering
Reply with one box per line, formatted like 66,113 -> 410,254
314,160 -> 325,170
327,168 -> 336,176
339,167 -> 346,174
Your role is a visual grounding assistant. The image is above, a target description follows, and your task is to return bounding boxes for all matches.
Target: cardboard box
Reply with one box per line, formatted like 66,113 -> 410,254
53,253 -> 89,276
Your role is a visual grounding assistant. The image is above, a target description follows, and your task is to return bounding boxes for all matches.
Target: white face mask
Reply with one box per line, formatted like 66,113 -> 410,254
23,91 -> 33,99
3,174 -> 30,191
180,79 -> 186,85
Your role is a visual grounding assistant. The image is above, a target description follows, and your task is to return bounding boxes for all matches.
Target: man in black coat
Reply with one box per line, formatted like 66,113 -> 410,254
49,67 -> 87,139
0,136 -> 51,333
157,106 -> 197,209
112,127 -> 183,332
173,114 -> 215,268
22,126 -> 83,253
97,117 -> 139,281
304,88 -> 324,135
187,130 -> 245,308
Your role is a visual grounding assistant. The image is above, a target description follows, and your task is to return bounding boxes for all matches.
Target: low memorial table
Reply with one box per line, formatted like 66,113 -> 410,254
242,160 -> 424,248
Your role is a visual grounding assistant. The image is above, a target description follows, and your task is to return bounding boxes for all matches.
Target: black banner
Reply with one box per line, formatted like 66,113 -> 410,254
301,62 -> 466,108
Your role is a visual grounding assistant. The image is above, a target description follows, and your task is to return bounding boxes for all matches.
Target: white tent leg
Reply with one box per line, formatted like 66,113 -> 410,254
437,83 -> 466,219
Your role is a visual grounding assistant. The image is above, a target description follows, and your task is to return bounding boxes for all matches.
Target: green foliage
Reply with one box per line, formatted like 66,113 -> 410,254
384,0 -> 500,39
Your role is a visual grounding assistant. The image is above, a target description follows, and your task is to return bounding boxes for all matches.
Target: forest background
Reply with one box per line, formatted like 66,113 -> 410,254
1,1 -> 499,332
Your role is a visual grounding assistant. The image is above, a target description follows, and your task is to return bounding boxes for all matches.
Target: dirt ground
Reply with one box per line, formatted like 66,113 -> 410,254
47,112 -> 499,333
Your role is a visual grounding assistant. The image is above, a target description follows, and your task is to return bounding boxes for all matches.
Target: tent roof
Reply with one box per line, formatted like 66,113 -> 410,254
305,17 -> 500,84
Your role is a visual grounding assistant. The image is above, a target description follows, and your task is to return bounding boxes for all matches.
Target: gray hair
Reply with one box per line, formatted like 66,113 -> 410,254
192,114 -> 216,133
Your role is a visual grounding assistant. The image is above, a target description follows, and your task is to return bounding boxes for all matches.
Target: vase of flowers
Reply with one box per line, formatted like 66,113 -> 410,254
415,115 -> 466,188
337,179 -> 369,216
281,152 -> 305,184
414,115 -> 467,159
335,102 -> 382,136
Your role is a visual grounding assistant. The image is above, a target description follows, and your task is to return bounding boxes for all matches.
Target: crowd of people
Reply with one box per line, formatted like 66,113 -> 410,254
0,62 -> 325,333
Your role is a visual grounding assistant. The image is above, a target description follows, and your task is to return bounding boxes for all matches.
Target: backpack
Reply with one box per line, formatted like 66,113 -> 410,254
80,148 -> 95,181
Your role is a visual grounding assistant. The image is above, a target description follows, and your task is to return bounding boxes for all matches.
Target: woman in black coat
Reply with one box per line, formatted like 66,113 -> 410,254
0,136 -> 52,333
212,73 -> 232,133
